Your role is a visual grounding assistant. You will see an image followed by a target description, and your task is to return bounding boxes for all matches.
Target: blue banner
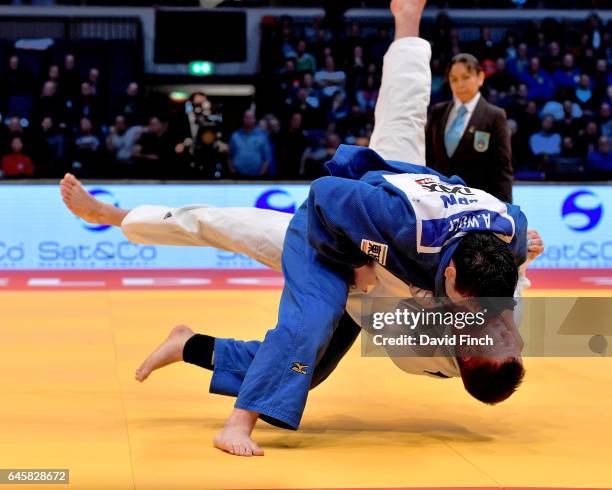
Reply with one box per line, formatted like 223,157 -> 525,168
0,183 -> 609,270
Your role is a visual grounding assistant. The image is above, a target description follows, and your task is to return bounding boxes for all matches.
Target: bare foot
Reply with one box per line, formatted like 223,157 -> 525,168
214,409 -> 264,457
60,173 -> 128,226
135,325 -> 195,382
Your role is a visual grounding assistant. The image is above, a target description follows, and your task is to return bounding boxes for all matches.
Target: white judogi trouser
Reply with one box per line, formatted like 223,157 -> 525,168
121,38 -> 530,379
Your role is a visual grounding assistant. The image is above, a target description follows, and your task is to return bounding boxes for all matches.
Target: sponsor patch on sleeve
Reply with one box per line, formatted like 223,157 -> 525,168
360,239 -> 388,266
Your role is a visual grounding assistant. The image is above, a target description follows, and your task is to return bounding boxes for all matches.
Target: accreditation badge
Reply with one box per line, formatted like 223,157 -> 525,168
474,131 -> 491,153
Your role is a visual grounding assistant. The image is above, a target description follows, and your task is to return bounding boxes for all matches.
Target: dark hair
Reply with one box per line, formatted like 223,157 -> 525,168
453,232 -> 519,298
446,53 -> 483,79
460,358 -> 525,405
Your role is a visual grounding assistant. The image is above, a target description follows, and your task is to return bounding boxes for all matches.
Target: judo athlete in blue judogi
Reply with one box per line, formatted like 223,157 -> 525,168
206,143 -> 528,434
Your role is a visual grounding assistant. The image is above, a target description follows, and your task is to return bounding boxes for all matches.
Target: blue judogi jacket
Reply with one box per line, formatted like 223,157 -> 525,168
307,145 -> 528,296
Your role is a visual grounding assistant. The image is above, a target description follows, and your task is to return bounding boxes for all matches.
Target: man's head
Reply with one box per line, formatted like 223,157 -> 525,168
541,115 -> 555,132
242,110 -> 257,131
148,116 -> 164,135
48,64 -> 59,80
445,232 -> 519,302
80,117 -> 93,134
7,117 -> 22,133
457,312 -> 525,404
41,81 -> 56,98
127,82 -> 139,97
114,115 -> 127,134
10,136 -> 24,154
458,356 -> 525,405
64,54 -> 75,70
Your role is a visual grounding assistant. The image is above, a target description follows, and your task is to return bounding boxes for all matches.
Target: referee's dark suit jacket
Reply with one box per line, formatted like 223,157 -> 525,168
426,96 -> 514,203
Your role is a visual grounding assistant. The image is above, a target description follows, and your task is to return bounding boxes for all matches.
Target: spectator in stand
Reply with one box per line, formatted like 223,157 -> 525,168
119,82 -> 143,127
132,116 -> 173,178
87,68 -> 101,97
529,115 -> 562,159
580,120 -> 601,155
32,81 -> 64,126
486,57 -> 518,96
1,55 -> 33,98
260,114 -> 281,176
553,53 -> 581,90
575,74 -> 595,112
472,26 -> 499,62
337,104 -> 370,142
507,43 -> 530,78
1,55 -> 35,118
315,56 -> 347,98
290,87 -> 323,129
593,59 -> 612,100
356,74 -> 380,113
106,114 -> 143,166
520,57 -> 556,102
301,72 -> 321,109
346,45 -> 367,91
279,58 -> 299,94
228,110 -> 272,178
1,117 -> 30,155
542,41 -> 563,73
60,54 -> 81,102
326,91 -> 349,123
275,112 -> 308,179
1,136 -> 34,178
587,136 -> 612,173
72,117 -> 101,176
67,82 -> 100,128
557,100 -> 584,139
300,132 -> 340,179
46,65 -> 60,87
295,40 -> 317,73
33,116 -> 66,177
560,136 -> 581,159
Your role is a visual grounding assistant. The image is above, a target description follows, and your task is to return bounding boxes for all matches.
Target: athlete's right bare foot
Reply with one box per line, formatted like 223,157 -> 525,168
213,408 -> 264,457
135,324 -> 195,382
60,173 -> 128,226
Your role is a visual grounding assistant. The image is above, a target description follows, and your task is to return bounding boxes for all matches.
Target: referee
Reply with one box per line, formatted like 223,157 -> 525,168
426,53 -> 514,202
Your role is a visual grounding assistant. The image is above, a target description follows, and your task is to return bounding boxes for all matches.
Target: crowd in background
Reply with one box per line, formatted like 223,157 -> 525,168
257,13 -> 612,179
1,1 -> 605,8
1,11 -> 611,180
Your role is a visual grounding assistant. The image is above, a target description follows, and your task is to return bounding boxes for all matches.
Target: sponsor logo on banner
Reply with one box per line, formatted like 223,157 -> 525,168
255,189 -> 296,214
561,190 -> 603,232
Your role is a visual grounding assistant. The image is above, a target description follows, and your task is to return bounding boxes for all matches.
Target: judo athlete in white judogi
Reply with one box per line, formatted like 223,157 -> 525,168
61,0 -> 544,457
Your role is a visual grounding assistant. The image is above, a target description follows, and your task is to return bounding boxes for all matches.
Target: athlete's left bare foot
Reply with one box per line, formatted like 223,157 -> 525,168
60,173 -> 128,226
214,408 -> 263,457
135,324 -> 195,382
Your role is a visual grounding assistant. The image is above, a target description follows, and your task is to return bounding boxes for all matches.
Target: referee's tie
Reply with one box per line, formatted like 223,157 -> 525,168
445,104 -> 468,158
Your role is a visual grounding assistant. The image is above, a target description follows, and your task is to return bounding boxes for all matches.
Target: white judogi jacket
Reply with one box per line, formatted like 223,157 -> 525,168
121,38 -> 530,379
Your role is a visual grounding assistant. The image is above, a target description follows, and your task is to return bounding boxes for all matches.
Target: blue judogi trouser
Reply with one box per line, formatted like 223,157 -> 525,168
208,204 -> 353,429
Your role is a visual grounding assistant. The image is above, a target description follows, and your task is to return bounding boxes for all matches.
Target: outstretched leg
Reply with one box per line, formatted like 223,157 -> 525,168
60,173 -> 128,226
